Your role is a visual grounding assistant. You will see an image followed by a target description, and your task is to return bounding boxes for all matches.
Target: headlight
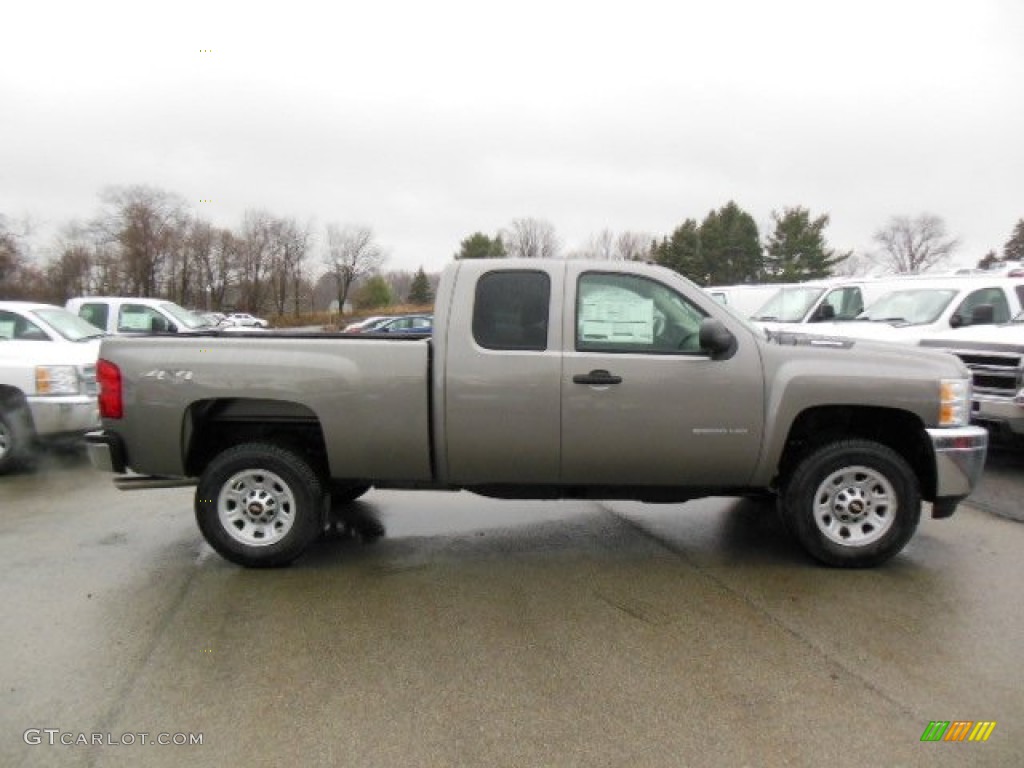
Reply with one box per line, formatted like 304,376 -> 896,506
35,365 -> 81,395
939,378 -> 970,427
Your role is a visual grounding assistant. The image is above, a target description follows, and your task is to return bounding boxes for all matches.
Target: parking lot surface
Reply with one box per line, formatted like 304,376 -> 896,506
1,451 -> 1022,767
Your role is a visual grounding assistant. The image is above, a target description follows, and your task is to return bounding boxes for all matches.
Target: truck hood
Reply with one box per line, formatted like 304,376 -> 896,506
0,338 -> 101,366
761,320 -> 967,344
763,327 -> 969,377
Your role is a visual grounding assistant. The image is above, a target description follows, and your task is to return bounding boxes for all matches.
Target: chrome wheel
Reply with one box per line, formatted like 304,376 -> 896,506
218,469 -> 297,546
812,464 -> 896,547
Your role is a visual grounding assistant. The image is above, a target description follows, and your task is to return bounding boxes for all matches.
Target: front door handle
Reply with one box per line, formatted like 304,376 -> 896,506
572,369 -> 623,385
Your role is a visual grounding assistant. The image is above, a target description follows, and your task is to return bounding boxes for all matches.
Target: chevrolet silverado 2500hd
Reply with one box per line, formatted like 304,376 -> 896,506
85,259 -> 988,568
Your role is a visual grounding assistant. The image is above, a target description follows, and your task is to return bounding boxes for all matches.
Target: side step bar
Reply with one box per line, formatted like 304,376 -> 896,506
114,475 -> 198,491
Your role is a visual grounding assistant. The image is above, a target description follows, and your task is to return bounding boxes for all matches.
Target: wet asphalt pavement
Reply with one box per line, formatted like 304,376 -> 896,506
1,448 -> 1022,768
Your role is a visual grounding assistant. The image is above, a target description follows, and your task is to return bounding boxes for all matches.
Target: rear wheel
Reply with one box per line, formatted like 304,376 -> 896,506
782,440 -> 920,567
195,443 -> 324,567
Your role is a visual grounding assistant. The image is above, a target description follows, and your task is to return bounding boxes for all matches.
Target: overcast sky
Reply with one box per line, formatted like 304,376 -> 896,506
3,0 -> 1023,275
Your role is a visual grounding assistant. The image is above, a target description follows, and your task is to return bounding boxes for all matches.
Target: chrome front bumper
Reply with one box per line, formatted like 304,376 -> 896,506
26,395 -> 99,438
926,425 -> 988,509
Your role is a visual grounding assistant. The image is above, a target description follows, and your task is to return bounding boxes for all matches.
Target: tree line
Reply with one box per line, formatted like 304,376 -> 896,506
456,206 -> 1024,286
3,186 -> 1022,310
0,186 -> 436,315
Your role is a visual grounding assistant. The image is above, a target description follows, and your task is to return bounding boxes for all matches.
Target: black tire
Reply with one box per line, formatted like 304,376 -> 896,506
0,406 -> 32,475
330,481 -> 371,506
782,439 -> 921,568
195,443 -> 325,568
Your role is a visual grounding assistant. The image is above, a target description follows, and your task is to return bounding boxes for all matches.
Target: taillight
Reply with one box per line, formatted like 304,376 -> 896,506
97,359 -> 123,419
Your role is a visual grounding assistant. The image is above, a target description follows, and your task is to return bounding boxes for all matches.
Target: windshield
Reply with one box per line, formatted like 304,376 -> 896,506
752,287 -> 826,322
858,289 -> 957,326
160,302 -> 213,329
31,307 -> 107,341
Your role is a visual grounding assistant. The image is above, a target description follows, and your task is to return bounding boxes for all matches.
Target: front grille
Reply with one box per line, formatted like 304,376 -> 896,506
947,350 -> 1023,397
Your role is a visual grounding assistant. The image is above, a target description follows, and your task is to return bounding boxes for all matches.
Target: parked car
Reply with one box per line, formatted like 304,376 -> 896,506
67,297 -> 217,335
224,312 -> 269,328
370,314 -> 433,335
342,316 -> 389,333
0,302 -> 102,472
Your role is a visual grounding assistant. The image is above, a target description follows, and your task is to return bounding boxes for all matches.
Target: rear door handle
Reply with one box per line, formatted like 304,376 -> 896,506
572,369 -> 623,385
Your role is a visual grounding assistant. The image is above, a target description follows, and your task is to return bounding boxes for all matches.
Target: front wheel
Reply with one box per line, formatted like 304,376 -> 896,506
195,443 -> 325,567
0,407 -> 32,475
782,440 -> 921,568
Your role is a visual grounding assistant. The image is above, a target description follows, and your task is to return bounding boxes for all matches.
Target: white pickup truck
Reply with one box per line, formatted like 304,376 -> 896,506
921,311 -> 1024,441
0,302 -> 102,472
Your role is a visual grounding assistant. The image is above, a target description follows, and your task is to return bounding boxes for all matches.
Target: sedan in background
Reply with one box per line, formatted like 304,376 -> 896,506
371,314 -> 433,335
225,312 -> 269,328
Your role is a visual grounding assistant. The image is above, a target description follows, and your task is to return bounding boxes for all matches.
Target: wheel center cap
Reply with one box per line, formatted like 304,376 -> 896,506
849,500 -> 864,515
248,502 -> 264,516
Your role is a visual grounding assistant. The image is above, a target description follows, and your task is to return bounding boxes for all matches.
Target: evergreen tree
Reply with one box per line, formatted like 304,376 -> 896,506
1003,218 -> 1024,262
763,207 -> 846,282
653,219 -> 706,283
698,201 -> 763,285
407,266 -> 433,304
977,250 -> 1000,270
455,232 -> 506,259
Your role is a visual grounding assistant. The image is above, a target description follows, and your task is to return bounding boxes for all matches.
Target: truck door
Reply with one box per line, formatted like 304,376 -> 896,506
561,266 -> 765,487
442,264 -> 565,485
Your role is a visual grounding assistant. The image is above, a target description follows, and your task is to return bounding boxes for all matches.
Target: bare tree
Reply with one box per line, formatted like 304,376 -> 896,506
267,217 -> 311,316
323,224 -> 385,313
94,185 -> 189,296
502,217 -> 560,259
871,214 -> 960,274
588,229 -> 616,260
615,231 -> 652,261
237,210 -> 282,312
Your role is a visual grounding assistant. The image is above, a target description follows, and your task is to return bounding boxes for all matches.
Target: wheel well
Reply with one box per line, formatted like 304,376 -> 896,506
0,386 -> 34,430
777,406 -> 937,501
183,398 -> 329,479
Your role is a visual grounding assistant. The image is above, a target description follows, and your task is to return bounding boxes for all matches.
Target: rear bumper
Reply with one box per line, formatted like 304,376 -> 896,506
85,430 -> 127,473
26,395 -> 99,438
926,425 -> 988,517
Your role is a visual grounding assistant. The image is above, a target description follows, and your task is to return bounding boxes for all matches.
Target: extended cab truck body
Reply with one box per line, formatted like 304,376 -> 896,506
921,312 -> 1024,440
86,259 -> 988,568
0,302 -> 102,472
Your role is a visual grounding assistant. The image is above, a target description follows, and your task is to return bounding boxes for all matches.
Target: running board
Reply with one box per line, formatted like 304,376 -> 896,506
114,475 -> 198,491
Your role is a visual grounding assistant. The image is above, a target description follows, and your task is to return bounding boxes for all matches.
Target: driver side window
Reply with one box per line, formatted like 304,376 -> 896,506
576,273 -> 706,354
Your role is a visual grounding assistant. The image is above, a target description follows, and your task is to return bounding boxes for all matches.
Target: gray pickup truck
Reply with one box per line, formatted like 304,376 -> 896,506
86,259 -> 988,568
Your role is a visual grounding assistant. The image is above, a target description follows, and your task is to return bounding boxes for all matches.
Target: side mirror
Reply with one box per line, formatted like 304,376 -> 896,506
699,318 -> 737,360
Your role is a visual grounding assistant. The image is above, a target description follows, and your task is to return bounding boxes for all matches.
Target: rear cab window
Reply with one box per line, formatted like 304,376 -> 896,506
472,271 -> 551,351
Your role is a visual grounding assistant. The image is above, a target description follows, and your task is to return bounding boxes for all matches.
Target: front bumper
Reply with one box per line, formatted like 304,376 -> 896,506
26,395 -> 99,438
926,425 -> 988,517
972,395 -> 1024,435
